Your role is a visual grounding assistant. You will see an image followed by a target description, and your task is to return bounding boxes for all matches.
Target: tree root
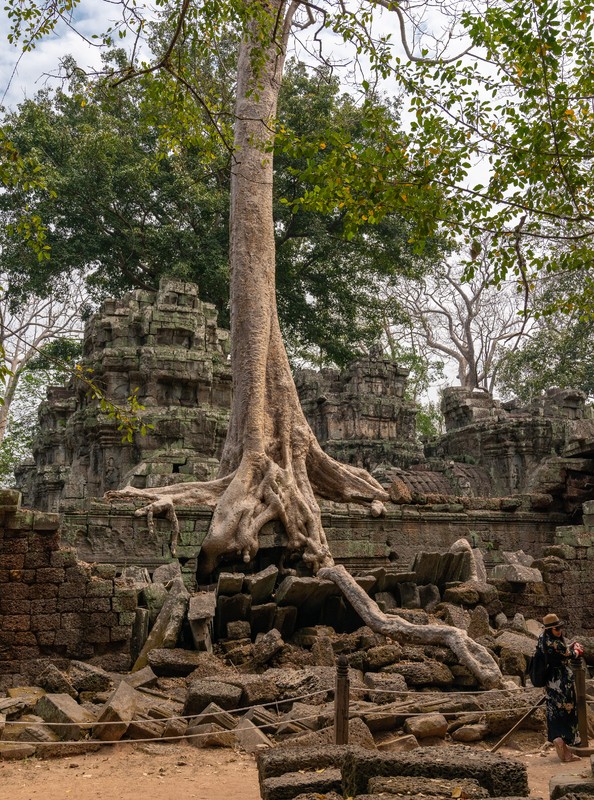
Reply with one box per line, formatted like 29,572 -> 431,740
318,564 -> 504,689
106,439 -> 387,571
105,478 -> 232,556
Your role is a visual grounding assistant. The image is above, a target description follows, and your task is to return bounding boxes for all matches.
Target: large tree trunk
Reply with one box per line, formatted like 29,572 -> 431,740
108,0 -> 388,575
106,0 -> 503,689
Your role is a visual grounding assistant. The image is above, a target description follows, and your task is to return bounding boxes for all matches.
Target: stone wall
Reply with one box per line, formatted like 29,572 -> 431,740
494,499 -> 594,635
57,495 -> 567,579
0,490 -> 136,691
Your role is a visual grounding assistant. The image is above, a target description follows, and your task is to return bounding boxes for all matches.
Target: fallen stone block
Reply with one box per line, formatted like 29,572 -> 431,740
93,681 -> 143,741
382,660 -> 454,687
244,705 -> 279,734
152,561 -> 182,585
148,648 -> 210,677
34,694 -> 96,740
261,769 -> 342,800
183,680 -> 243,716
132,578 -> 189,670
121,665 -> 158,690
227,620 -> 251,640
0,742 -> 37,760
190,702 -> 237,730
549,774 -> 594,800
288,717 -> 376,751
244,565 -> 279,603
342,745 -> 529,798
216,593 -> 252,638
186,722 -> 236,748
127,714 -> 166,739
491,564 -> 542,583
69,660 -> 113,693
162,717 -> 188,738
206,674 -> 280,706
217,572 -> 245,595
239,628 -> 284,671
120,565 -> 151,589
368,775 -> 490,797
16,717 -> 60,744
311,636 -> 335,667
139,583 -> 169,626
234,717 -> 273,753
188,591 -> 216,651
36,665 -> 77,699
452,723 -> 489,742
377,734 -> 419,752
273,606 -> 298,639
364,672 -> 408,704
404,712 -> 448,740
250,603 -> 277,636
185,652 -> 230,681
131,607 -> 150,662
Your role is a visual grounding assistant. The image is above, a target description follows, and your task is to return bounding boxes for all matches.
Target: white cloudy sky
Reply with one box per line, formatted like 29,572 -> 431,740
0,1 -> 122,109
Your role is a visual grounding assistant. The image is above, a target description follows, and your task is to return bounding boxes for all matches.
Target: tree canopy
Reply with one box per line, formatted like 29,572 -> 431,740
1,47 -> 437,366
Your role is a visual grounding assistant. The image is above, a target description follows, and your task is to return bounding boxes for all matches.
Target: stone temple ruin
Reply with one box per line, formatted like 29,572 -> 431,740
2,278 -> 594,792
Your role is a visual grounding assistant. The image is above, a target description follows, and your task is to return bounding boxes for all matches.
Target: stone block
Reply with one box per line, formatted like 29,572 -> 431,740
34,694 -> 96,740
0,742 -> 37,760
399,582 -> 421,608
273,606 -> 298,639
342,746 -> 528,798
261,769 -> 342,800
147,648 -> 211,677
216,593 -> 252,639
491,564 -> 543,583
132,578 -> 189,670
227,620 -> 251,640
68,660 -> 113,693
152,561 -> 182,584
127,715 -> 165,739
139,583 -> 168,625
217,572 -> 245,595
234,717 -> 273,753
36,664 -> 77,699
364,672 -> 408,704
250,603 -> 277,637
404,712 -> 448,739
186,722 -> 236,748
183,680 -> 242,715
549,774 -> 594,800
382,659 -> 454,687
368,775 -> 489,797
93,681 -> 142,741
244,565 -> 279,603
120,666 -> 158,690
131,607 -> 150,663
190,702 -> 237,730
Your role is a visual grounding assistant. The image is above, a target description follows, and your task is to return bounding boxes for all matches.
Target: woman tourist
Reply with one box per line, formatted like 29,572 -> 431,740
540,613 -> 584,762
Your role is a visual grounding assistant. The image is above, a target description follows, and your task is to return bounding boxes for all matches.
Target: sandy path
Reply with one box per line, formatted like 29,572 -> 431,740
0,743 -> 261,800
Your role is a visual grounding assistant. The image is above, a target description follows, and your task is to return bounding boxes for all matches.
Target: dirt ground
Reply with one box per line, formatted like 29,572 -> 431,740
0,732 -> 590,800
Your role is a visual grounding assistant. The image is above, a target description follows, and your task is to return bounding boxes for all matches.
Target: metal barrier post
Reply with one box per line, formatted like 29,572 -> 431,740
334,655 -> 350,745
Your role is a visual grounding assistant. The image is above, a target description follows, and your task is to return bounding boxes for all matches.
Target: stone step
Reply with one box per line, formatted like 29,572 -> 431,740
550,773 -> 594,800
261,768 -> 342,800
